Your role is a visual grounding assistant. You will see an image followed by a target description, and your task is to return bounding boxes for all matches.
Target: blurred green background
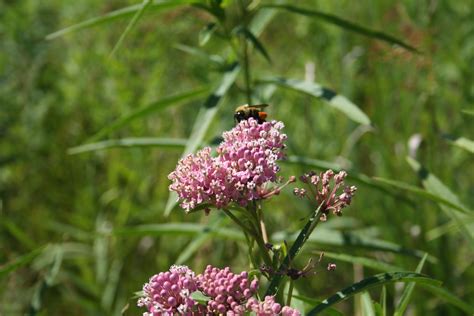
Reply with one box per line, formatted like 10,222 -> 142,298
1,0 -> 473,315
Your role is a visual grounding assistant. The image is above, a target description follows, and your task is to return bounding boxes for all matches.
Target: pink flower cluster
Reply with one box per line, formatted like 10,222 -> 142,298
198,265 -> 259,314
138,265 -> 300,316
295,170 -> 357,218
247,296 -> 301,316
168,118 -> 287,211
137,265 -> 202,315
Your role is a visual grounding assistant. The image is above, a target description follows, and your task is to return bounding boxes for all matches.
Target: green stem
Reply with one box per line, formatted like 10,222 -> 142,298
222,208 -> 255,237
247,203 -> 273,268
286,279 -> 294,307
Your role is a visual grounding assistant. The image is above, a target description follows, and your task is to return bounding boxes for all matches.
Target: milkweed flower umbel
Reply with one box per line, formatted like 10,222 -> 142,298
137,265 -> 200,315
168,118 -> 287,212
246,296 -> 301,316
197,265 -> 259,314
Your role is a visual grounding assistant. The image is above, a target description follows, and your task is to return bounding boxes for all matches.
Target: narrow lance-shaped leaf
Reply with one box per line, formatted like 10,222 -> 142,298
46,0 -> 202,40
261,4 -> 418,52
199,23 -> 217,46
307,272 -> 441,315
406,157 -> 474,243
235,26 -> 272,64
260,77 -> 371,125
88,87 -> 208,142
265,204 -> 323,296
394,253 -> 428,316
68,138 -> 187,155
109,0 -> 152,56
373,177 -> 471,213
164,62 -> 240,216
0,246 -> 45,278
443,135 -> 474,154
174,44 -> 225,65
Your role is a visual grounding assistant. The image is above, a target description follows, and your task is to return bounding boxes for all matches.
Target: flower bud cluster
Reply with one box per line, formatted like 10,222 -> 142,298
246,296 -> 301,316
198,265 -> 259,314
168,118 -> 287,211
138,265 -> 300,316
137,265 -> 199,315
295,170 -> 357,217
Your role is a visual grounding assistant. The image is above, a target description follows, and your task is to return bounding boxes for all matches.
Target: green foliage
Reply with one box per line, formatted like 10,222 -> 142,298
1,0 -> 473,315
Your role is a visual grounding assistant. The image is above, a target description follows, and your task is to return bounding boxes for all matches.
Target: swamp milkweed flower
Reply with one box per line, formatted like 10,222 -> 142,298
138,265 -> 301,316
168,118 -> 287,212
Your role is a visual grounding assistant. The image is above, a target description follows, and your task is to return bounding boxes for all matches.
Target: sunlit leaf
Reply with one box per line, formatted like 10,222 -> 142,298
199,22 -> 217,46
320,251 -> 402,272
260,77 -> 370,125
88,87 -> 208,142
174,44 -> 225,65
360,292 -> 376,316
261,4 -> 418,52
444,135 -> 474,154
307,272 -> 441,315
235,26 -> 272,64
46,0 -> 201,40
406,157 -> 474,243
373,177 -> 471,214
68,138 -> 187,155
0,246 -> 45,278
109,0 -> 152,56
394,253 -> 428,316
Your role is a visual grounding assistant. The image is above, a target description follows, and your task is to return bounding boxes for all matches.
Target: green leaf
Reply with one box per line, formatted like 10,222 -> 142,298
265,204 -> 323,296
175,213 -> 226,264
113,223 -> 244,240
46,0 -> 200,40
321,252 -> 403,272
394,253 -> 428,316
199,22 -> 217,46
272,229 -> 436,262
307,272 -> 441,315
164,62 -> 240,215
174,44 -> 225,65
461,109 -> 474,116
360,292 -> 376,316
260,77 -> 370,125
109,0 -> 152,56
235,27 -> 272,64
67,138 -> 187,155
406,157 -> 474,243
261,4 -> 418,52
88,87 -> 208,142
0,246 -> 45,278
421,284 -> 474,314
445,136 -> 474,154
373,177 -> 472,214
291,295 -> 343,316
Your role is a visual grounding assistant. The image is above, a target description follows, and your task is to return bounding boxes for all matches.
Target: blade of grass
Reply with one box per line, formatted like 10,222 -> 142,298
68,138 -> 187,155
235,26 -> 272,64
394,253 -> 428,316
373,177 -> 471,214
46,0 -> 200,40
307,272 -> 441,315
260,77 -> 370,125
421,284 -> 474,314
88,87 -> 208,142
164,62 -> 240,216
272,229 -> 436,262
360,292 -> 376,316
0,246 -> 45,278
261,4 -> 418,52
320,251 -> 403,272
109,0 -> 152,57
174,44 -> 224,65
444,136 -> 474,154
406,157 -> 474,243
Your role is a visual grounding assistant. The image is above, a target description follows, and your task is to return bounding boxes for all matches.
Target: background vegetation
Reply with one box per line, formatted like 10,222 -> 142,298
1,0 -> 473,315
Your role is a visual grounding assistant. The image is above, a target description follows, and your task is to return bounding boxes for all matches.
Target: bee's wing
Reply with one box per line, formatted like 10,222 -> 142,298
255,103 -> 270,109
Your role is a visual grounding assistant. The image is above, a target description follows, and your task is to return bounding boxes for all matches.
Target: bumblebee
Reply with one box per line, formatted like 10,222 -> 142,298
234,104 -> 269,124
